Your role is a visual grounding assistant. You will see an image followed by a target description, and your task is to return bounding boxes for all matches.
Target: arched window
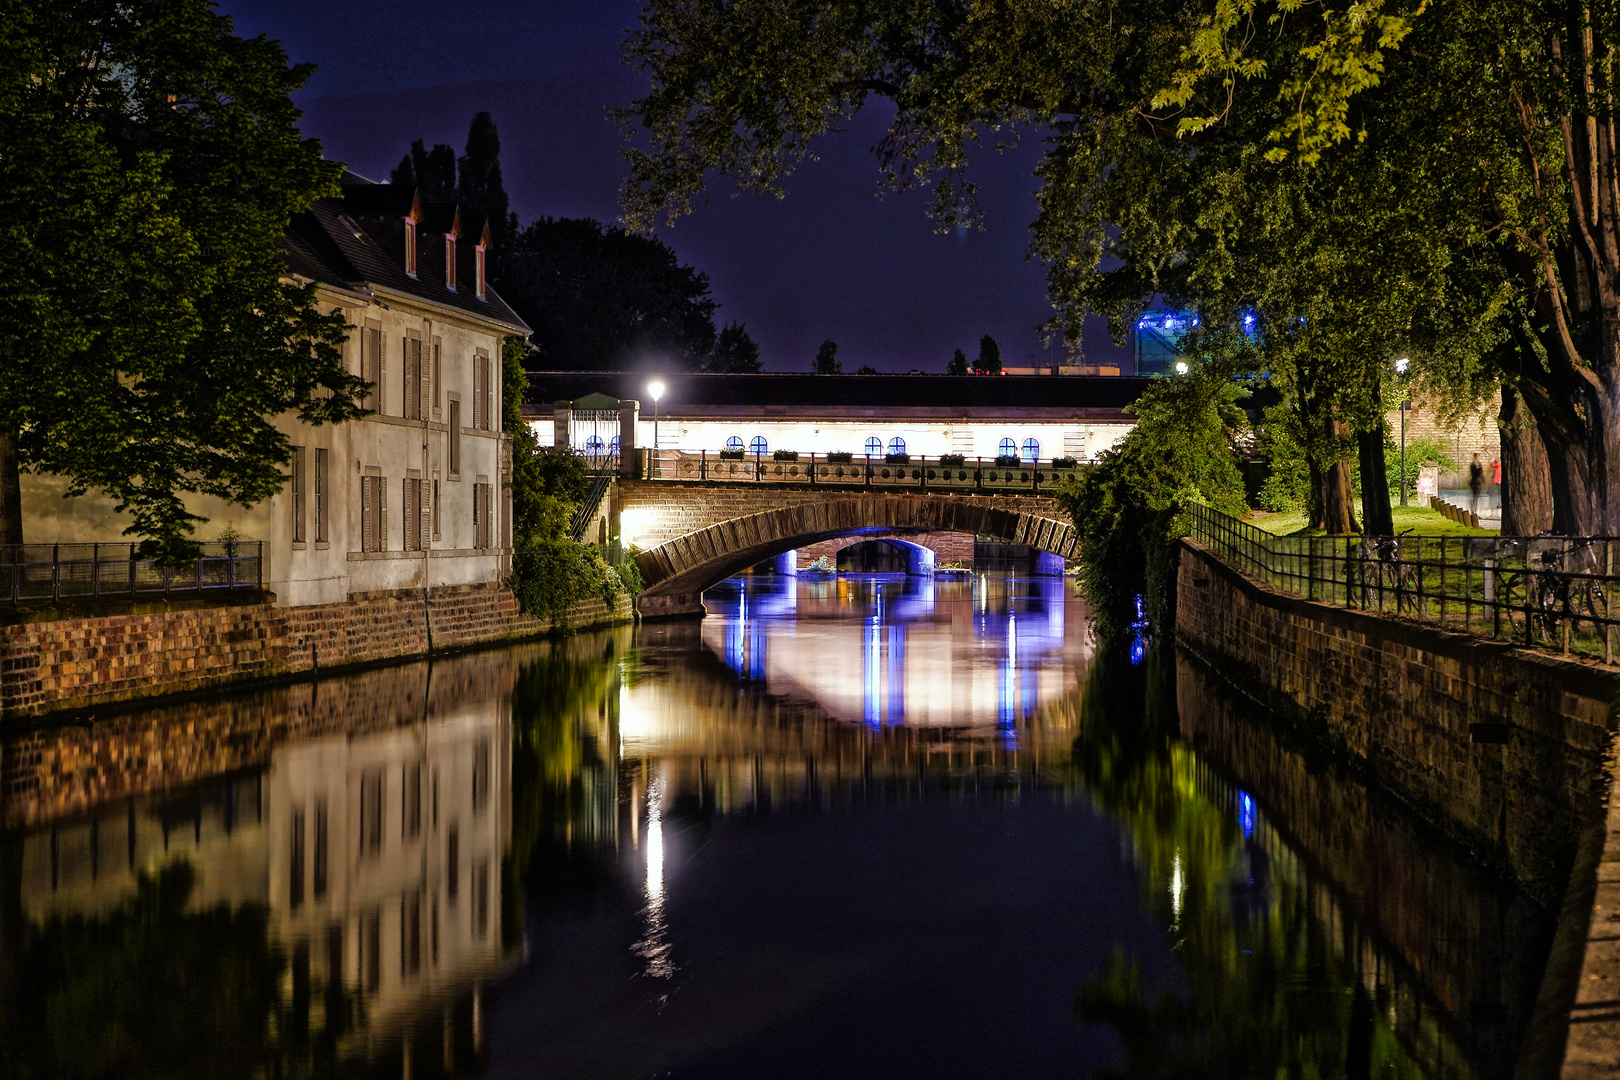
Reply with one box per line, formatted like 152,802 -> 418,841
725,435 -> 744,452
585,435 -> 606,457
865,436 -> 883,455
609,435 -> 621,455
751,435 -> 769,456
888,437 -> 906,456
1022,438 -> 1040,462
998,437 -> 1018,460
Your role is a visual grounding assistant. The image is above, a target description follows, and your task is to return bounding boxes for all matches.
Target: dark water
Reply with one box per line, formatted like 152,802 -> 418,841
0,572 -> 1556,1078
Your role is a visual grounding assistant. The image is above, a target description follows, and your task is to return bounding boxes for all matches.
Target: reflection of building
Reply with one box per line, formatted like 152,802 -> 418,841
14,654 -> 513,1065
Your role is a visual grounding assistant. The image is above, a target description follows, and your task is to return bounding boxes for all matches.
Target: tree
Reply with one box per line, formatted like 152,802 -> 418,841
708,321 -> 763,373
499,217 -> 720,370
813,340 -> 842,374
613,1 -> 1517,537
856,364 -> 879,375
390,139 -> 457,200
946,348 -> 969,376
0,0 -> 365,554
974,335 -> 1001,375
458,111 -> 517,269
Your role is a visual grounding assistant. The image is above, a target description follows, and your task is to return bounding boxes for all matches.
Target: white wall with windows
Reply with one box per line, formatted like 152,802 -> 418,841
534,416 -> 1132,464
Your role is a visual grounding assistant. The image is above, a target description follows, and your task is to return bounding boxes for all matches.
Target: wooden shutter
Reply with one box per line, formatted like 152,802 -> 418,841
419,338 -> 431,422
361,476 -> 374,552
291,446 -> 306,543
473,357 -> 484,430
420,477 -> 431,549
449,400 -> 461,474
432,341 -> 441,411
314,449 -> 327,543
360,329 -> 374,411
378,478 -> 387,550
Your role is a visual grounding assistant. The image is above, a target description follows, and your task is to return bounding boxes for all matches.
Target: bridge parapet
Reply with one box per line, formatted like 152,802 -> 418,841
641,448 -> 1083,494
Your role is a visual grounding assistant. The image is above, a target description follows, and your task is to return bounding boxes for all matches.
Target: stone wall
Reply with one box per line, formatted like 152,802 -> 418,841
0,584 -> 632,724
1175,538 -> 1620,1076
1176,538 -> 1619,899
795,530 -> 976,566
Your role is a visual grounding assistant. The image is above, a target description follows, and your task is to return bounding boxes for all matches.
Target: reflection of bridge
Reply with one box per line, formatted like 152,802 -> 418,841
603,470 -> 1079,617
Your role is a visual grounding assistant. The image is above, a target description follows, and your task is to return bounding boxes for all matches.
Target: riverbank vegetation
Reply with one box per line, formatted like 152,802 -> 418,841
502,340 -> 640,625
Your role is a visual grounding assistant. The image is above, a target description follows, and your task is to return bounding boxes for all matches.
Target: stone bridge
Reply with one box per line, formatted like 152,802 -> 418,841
615,480 -> 1076,616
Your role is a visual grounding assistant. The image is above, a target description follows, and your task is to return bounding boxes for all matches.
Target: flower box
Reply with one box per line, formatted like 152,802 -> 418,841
826,451 -> 853,463
773,450 -> 799,461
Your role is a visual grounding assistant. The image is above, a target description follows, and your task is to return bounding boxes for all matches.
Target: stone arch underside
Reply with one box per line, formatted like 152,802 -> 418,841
633,495 -> 1077,617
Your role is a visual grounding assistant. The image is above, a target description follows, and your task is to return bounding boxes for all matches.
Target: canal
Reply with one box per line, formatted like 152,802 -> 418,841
0,571 -> 1558,1078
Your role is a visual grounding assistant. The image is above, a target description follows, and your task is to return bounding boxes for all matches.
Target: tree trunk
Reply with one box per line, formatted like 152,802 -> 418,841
0,426 -> 21,547
1498,390 -> 1554,536
1356,422 -> 1393,536
1321,454 -> 1359,534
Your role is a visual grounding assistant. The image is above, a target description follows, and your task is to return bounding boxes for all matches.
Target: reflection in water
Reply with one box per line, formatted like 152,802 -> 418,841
0,573 -> 1557,1078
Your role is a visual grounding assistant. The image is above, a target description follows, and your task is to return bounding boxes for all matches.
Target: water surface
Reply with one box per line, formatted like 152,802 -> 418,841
0,572 -> 1555,1078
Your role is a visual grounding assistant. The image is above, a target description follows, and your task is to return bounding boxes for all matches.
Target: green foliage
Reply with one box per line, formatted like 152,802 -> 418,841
813,339 -> 842,374
973,335 -> 1002,375
500,216 -> 723,371
510,536 -> 640,627
946,348 -> 969,376
0,0 -> 367,553
1255,405 -> 1311,513
1055,366 -> 1249,639
1387,437 -> 1456,498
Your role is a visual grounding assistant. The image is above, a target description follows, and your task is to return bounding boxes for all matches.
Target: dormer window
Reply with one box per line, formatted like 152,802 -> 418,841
475,244 -> 487,299
445,235 -> 457,290
404,217 -> 417,277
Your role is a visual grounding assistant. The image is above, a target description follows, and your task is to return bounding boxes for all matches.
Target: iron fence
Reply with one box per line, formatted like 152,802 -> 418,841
1186,503 -> 1620,661
642,449 -> 1084,493
0,541 -> 264,605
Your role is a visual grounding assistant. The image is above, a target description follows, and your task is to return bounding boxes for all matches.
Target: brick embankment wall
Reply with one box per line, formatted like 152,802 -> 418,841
0,584 -> 632,723
0,636 -> 637,831
1175,538 -> 1620,1076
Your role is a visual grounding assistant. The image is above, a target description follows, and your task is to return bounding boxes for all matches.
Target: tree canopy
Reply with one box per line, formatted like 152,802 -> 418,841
497,215 -> 759,372
615,0 -> 1620,534
813,339 -> 842,374
0,0 -> 365,552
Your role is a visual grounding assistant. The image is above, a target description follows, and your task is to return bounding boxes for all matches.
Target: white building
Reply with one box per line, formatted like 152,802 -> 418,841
21,174 -> 530,607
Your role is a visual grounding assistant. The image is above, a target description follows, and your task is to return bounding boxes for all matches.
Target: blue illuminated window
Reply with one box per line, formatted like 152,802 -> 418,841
865,436 -> 883,455
585,435 -> 606,457
1022,438 -> 1040,462
888,437 -> 906,455
998,437 -> 1017,460
609,435 -> 621,454
751,435 -> 769,456
725,435 -> 744,452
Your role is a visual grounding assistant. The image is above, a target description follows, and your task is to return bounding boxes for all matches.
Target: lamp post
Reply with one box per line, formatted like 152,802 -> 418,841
1394,357 -> 1411,507
647,379 -> 665,477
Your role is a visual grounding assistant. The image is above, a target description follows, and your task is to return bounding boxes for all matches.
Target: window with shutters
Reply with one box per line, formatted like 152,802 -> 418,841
291,446 -> 306,544
432,477 -> 441,539
473,483 -> 494,549
360,325 -> 384,413
432,340 -> 441,412
403,478 -> 420,551
448,399 -> 461,476
472,355 -> 485,430
360,474 -> 388,552
314,449 -> 328,543
403,336 -> 423,420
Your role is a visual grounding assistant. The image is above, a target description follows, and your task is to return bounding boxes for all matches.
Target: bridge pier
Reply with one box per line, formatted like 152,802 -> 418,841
635,591 -> 707,620
771,551 -> 798,576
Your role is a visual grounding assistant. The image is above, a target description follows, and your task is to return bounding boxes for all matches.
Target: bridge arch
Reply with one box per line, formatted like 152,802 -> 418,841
631,494 -> 1077,617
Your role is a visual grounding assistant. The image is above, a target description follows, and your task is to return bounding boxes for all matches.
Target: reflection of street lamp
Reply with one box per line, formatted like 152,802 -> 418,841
1394,357 -> 1411,507
647,379 -> 665,476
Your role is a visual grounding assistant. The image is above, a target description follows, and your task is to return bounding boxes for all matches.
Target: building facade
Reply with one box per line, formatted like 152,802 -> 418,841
20,175 -> 530,607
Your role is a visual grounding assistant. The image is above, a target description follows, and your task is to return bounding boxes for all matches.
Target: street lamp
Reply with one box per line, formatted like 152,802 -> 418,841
647,379 -> 665,476
1394,357 -> 1411,507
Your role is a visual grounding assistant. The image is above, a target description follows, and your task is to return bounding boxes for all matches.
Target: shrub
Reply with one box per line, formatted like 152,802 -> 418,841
939,453 -> 966,468
773,449 -> 799,461
826,451 -> 853,463
510,536 -> 628,628
1051,456 -> 1079,468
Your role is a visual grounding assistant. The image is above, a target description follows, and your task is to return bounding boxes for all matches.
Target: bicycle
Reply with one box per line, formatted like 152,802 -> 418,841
1358,529 -> 1417,612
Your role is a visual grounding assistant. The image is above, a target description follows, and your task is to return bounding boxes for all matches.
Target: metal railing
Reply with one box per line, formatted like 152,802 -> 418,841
640,449 -> 1084,493
0,541 -> 264,606
1186,504 -> 1620,661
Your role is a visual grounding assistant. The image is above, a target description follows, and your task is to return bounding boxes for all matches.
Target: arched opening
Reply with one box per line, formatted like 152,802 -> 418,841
837,539 -> 911,573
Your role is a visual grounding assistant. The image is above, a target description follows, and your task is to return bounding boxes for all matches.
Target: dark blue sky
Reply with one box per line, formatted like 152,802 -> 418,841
221,0 -> 1130,372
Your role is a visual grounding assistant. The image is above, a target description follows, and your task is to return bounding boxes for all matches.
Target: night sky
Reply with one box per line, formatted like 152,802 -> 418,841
220,0 -> 1131,373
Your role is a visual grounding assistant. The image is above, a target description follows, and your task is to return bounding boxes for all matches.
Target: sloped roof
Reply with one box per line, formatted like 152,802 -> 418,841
282,177 -> 530,335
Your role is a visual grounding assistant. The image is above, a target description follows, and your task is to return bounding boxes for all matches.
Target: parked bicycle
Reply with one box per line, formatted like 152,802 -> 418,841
1358,529 -> 1417,612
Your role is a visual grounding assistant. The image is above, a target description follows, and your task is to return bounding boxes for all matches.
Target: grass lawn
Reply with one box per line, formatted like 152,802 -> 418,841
1244,502 -> 1495,538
